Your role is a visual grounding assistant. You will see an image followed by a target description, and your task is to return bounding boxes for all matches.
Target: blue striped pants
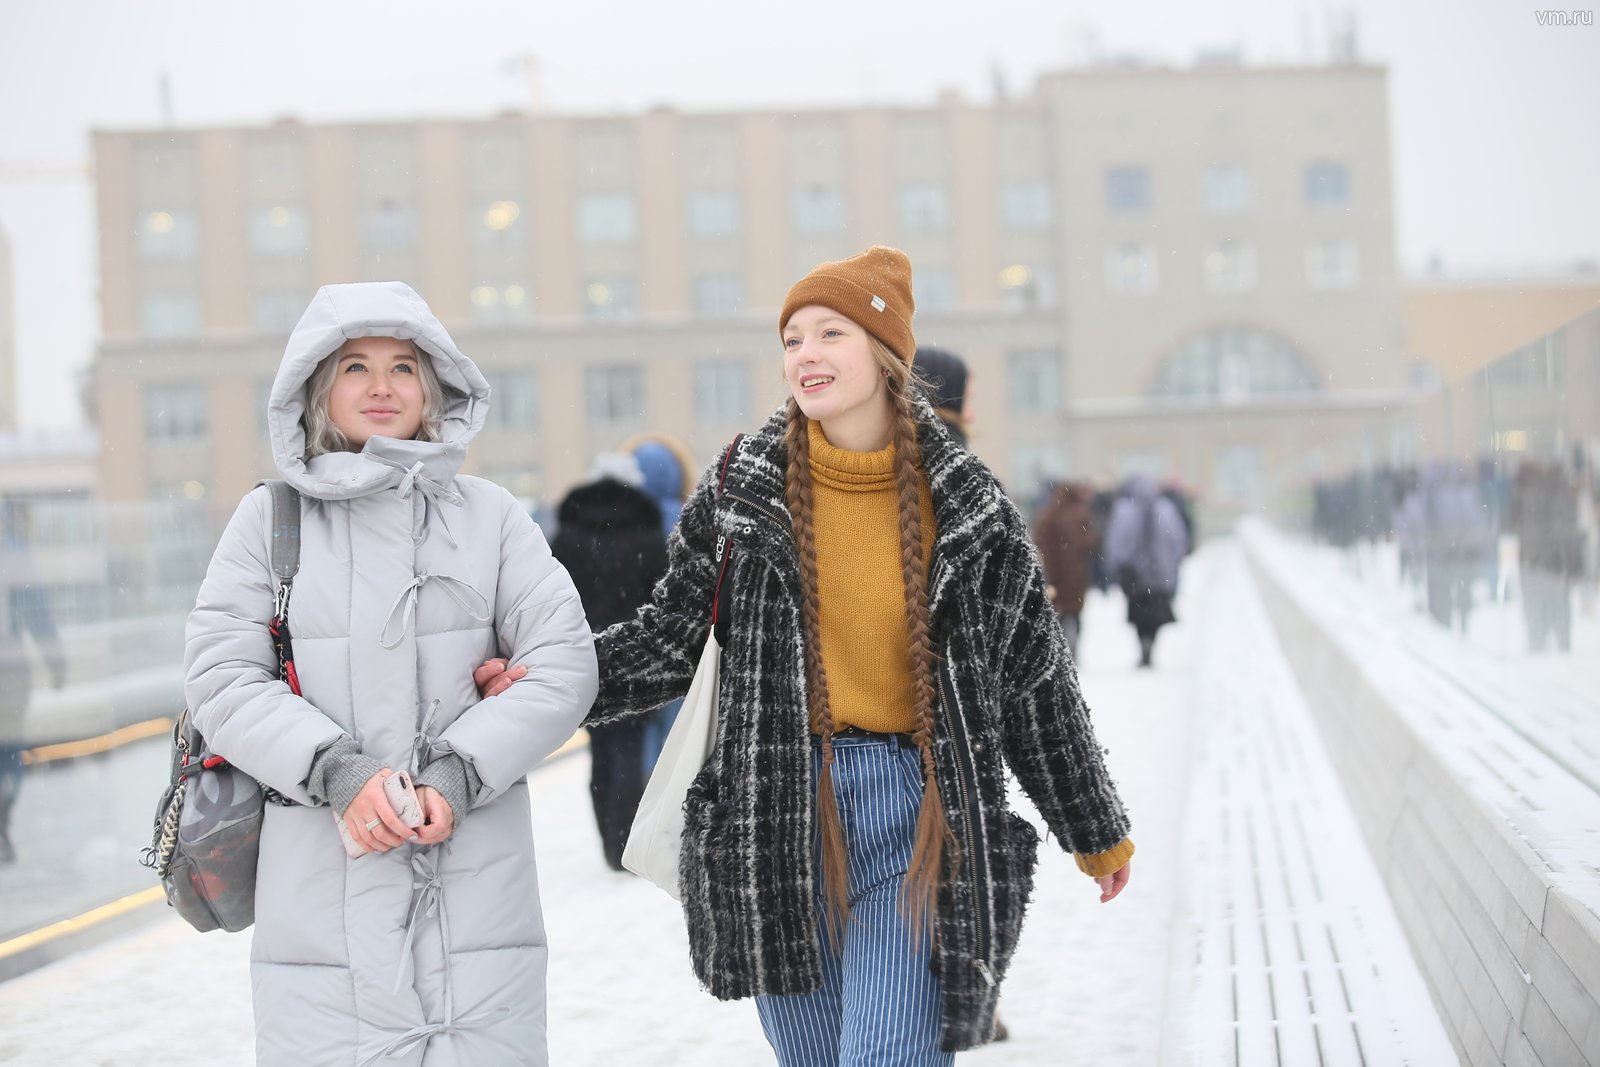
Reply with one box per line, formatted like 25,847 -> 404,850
755,733 -> 954,1067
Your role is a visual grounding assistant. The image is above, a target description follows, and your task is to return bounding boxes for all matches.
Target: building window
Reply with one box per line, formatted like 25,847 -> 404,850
687,190 -> 741,239
1203,241 -> 1257,293
138,210 -> 199,261
360,198 -> 418,252
253,292 -> 305,333
1105,166 -> 1151,211
1214,445 -> 1265,508
692,275 -> 744,317
1006,349 -> 1062,412
897,185 -> 950,234
1152,327 -> 1321,402
1305,161 -> 1350,206
471,199 -> 526,249
1115,450 -> 1169,481
999,182 -> 1053,229
791,185 -> 848,234
694,361 -> 749,422
483,370 -> 538,430
139,294 -> 202,338
999,264 -> 1058,309
914,267 -> 956,310
249,204 -> 309,256
1105,244 -> 1158,294
145,383 -> 209,443
1305,240 -> 1359,288
468,282 -> 532,324
1203,165 -> 1251,214
583,278 -> 640,320
586,365 -> 645,428
1010,446 -> 1069,504
577,193 -> 637,244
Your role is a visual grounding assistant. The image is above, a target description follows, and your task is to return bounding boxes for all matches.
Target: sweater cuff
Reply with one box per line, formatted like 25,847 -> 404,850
1074,837 -> 1136,878
305,738 -> 384,816
415,753 -> 481,826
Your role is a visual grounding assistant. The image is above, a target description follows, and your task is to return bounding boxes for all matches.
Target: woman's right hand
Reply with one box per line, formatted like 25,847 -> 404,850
473,658 -> 526,699
346,770 -> 418,853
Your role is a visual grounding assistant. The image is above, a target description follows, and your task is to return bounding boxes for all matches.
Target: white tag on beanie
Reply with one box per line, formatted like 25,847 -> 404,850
871,295 -> 886,312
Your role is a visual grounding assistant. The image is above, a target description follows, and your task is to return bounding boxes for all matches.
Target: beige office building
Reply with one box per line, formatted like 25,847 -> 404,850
92,62 -> 1408,528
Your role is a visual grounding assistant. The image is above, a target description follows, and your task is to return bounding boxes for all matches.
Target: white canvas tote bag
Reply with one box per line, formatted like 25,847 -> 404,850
621,627 -> 720,898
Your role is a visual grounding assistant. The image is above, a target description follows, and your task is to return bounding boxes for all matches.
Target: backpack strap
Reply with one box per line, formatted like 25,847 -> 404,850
709,434 -> 744,629
258,480 -> 302,616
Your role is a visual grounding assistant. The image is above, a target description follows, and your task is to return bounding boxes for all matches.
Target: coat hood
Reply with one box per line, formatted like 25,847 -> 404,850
267,282 -> 490,501
632,441 -> 686,536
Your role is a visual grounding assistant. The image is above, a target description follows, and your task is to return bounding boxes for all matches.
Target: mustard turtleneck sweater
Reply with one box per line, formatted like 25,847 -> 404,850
803,422 -> 1135,879
807,420 -> 935,736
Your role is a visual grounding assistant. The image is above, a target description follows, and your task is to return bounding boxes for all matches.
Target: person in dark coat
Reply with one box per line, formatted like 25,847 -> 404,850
1103,474 -> 1190,668
1032,482 -> 1100,659
914,345 -> 971,446
1509,462 -> 1580,653
549,453 -> 669,870
0,509 -> 66,864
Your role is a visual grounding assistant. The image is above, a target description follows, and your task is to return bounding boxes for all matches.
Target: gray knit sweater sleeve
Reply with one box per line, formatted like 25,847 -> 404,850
415,753 -> 481,826
305,737 -> 384,815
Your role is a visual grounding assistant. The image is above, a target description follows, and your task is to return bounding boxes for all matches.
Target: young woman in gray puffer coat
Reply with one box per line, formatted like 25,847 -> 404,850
184,281 -> 598,1066
487,246 -> 1135,1063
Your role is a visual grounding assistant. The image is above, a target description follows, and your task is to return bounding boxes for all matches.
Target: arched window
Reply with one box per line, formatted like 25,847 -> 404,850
1151,327 -> 1321,401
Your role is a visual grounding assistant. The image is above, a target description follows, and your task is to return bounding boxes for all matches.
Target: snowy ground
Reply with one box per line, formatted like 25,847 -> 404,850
0,540 -> 1459,1065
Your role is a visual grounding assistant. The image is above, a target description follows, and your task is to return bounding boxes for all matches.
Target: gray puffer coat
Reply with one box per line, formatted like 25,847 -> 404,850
183,281 -> 597,1066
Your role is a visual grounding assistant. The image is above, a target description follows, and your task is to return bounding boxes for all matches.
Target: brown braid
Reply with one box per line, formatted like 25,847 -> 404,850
785,399 -> 850,948
884,355 -> 951,950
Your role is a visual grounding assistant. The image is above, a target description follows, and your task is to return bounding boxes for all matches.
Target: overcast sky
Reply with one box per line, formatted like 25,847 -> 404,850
1,0 -> 1596,430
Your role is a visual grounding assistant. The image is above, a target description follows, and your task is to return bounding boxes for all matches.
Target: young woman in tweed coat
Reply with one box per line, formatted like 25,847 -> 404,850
491,247 -> 1134,1061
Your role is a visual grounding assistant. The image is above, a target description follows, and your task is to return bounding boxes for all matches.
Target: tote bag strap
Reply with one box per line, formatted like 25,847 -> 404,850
710,434 -> 744,628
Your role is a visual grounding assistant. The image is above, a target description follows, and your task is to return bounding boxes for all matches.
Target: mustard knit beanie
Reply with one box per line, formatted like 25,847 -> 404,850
779,246 -> 917,365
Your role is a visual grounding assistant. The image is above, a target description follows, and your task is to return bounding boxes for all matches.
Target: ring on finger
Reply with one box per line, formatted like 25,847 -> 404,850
364,817 -> 382,831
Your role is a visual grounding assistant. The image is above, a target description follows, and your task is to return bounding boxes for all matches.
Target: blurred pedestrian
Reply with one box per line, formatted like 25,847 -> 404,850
1413,462 -> 1494,632
550,451 -> 669,870
184,282 -> 597,1065
0,506 -> 67,864
622,433 -> 697,775
1508,462 -> 1580,653
912,344 -> 972,446
1103,474 -> 1190,668
480,246 -> 1133,1060
1032,481 -> 1100,659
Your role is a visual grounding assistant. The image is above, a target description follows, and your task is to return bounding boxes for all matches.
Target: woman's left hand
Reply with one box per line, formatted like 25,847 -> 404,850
473,658 -> 526,699
414,785 -> 456,846
1096,861 -> 1131,903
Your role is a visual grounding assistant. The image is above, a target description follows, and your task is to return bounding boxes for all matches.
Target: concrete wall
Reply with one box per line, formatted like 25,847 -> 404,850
1243,525 -> 1600,1066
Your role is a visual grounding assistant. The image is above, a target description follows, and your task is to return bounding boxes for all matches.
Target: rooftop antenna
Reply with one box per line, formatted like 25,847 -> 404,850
158,70 -> 174,126
521,54 -> 543,113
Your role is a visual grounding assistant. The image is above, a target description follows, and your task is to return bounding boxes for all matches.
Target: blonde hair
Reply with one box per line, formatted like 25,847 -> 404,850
301,340 -> 446,458
785,334 -> 952,950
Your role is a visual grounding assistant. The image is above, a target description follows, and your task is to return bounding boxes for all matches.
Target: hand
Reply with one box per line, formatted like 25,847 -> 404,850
1096,861 -> 1131,903
346,770 -> 418,854
473,658 -> 526,700
414,785 -> 455,846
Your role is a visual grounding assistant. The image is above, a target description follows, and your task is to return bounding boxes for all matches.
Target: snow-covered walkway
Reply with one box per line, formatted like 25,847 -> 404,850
0,540 -> 1459,1065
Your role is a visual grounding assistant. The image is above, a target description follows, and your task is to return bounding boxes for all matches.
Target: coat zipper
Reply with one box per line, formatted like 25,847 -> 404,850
938,658 -> 994,987
724,485 -> 794,541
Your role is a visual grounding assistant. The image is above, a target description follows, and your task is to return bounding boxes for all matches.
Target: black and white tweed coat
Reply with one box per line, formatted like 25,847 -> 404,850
589,399 -> 1131,1052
